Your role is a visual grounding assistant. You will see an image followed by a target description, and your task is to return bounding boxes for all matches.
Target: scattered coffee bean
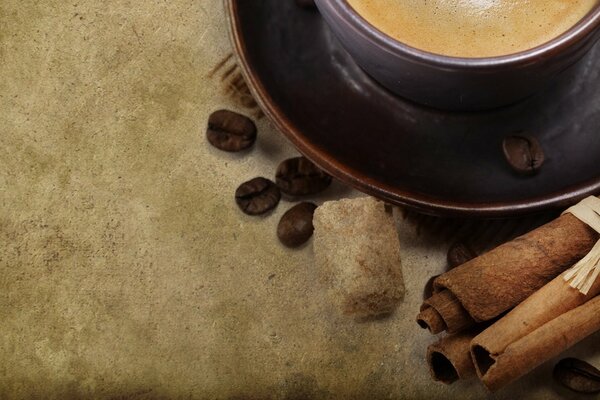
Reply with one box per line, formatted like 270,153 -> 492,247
276,157 -> 332,196
207,109 -> 257,152
502,135 -> 544,175
447,242 -> 478,269
423,274 -> 440,300
277,202 -> 318,248
295,0 -> 316,9
553,358 -> 600,394
235,177 -> 281,215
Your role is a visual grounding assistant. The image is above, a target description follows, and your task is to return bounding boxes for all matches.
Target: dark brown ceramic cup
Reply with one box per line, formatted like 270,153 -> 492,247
315,0 -> 600,111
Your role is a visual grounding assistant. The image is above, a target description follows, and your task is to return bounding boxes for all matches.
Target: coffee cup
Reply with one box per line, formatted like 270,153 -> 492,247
315,0 -> 600,110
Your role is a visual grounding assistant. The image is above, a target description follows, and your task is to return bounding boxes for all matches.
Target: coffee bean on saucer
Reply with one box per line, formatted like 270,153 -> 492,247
207,109 -> 257,152
277,202 -> 317,248
447,242 -> 478,269
276,157 -> 332,196
295,0 -> 316,10
553,358 -> 600,394
502,135 -> 544,175
235,177 -> 281,215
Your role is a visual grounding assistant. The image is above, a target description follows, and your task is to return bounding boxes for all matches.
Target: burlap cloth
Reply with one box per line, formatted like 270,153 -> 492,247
1,1 -> 598,398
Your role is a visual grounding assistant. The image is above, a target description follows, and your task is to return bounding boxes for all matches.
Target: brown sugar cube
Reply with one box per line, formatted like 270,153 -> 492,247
313,197 -> 405,319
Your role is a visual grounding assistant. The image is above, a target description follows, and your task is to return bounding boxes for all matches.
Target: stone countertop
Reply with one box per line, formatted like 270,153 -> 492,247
1,1 -> 598,399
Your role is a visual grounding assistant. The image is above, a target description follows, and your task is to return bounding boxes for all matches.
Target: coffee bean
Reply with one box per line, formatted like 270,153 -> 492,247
276,157 -> 332,196
423,275 -> 440,300
295,0 -> 316,9
447,242 -> 478,269
277,202 -> 317,248
553,358 -> 600,394
207,109 -> 257,152
235,177 -> 281,215
502,135 -> 544,175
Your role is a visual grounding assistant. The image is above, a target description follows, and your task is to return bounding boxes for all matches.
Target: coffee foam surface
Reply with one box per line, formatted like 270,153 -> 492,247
348,0 -> 598,58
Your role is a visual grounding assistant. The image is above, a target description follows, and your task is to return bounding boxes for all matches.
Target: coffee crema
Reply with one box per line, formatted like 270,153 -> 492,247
347,0 -> 598,58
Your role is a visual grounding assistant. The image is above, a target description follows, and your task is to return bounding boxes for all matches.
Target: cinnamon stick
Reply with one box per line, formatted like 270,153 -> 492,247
472,294 -> 600,391
427,330 -> 480,384
418,290 -> 475,334
471,272 -> 600,382
418,213 -> 598,334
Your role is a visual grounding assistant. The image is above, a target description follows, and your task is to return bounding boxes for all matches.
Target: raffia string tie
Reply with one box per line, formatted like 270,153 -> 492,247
562,196 -> 600,295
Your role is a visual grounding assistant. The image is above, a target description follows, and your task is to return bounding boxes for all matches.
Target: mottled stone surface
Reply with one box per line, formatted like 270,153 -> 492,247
1,1 -> 598,399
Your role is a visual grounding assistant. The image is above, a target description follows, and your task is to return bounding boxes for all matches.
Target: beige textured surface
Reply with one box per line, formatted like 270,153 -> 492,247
1,1 -> 599,399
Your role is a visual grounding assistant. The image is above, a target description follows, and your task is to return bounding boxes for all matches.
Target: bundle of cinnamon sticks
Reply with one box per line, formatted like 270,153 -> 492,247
418,198 -> 600,391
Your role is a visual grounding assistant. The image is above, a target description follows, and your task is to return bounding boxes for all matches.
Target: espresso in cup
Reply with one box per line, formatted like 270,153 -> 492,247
347,0 -> 598,58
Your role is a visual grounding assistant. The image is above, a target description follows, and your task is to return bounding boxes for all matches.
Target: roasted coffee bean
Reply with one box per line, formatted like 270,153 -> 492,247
447,242 -> 478,269
295,0 -> 316,9
207,109 -> 257,152
276,157 -> 332,196
502,135 -> 544,175
553,358 -> 600,394
235,177 -> 281,215
277,202 -> 318,248
423,274 -> 440,300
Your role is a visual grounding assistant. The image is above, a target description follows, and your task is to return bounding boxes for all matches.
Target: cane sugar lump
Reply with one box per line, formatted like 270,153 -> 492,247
313,197 -> 405,318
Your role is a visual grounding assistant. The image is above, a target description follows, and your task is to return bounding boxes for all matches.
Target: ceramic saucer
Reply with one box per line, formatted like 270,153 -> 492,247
226,0 -> 600,217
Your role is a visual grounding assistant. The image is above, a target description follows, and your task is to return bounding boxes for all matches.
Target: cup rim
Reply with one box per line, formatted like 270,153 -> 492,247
330,0 -> 600,68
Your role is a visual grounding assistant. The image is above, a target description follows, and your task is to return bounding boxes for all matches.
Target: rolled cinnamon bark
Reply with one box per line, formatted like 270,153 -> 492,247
418,213 -> 598,334
472,294 -> 600,391
418,290 -> 475,334
427,330 -> 479,384
471,272 -> 600,382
